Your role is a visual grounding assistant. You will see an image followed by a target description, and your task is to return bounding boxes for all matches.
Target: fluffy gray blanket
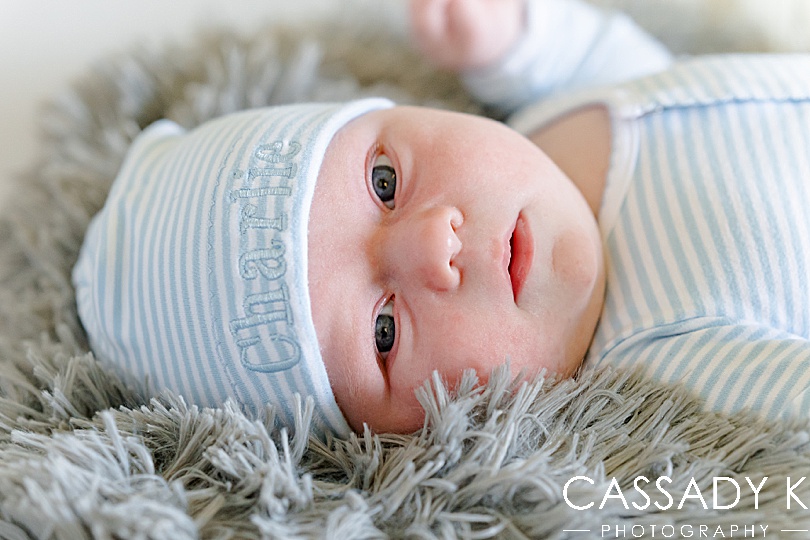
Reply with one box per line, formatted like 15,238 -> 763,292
2,10 -> 810,540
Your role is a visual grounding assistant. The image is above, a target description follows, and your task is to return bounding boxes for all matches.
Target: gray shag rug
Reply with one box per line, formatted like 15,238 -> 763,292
2,5 -> 810,539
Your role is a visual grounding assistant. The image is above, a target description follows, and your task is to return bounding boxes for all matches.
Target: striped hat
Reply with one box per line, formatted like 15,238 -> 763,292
73,98 -> 394,437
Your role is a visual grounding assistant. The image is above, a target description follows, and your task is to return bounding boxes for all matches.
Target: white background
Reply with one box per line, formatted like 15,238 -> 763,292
0,0 -> 354,199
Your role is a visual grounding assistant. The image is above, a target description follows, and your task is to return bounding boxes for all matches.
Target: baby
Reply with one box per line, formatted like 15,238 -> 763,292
73,0 -> 810,437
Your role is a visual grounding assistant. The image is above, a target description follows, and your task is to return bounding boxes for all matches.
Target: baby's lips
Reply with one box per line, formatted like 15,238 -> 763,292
509,213 -> 534,303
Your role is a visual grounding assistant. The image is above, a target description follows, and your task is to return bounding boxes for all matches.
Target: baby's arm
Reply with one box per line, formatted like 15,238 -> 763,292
410,0 -> 525,71
411,0 -> 672,115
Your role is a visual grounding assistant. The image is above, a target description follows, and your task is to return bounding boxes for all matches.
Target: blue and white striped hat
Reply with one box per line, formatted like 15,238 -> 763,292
73,98 -> 394,437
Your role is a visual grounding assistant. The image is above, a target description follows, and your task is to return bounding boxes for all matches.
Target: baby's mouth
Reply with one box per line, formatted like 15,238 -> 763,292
508,214 -> 534,303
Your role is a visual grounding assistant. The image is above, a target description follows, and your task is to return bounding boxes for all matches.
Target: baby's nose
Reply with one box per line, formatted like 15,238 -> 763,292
383,205 -> 462,292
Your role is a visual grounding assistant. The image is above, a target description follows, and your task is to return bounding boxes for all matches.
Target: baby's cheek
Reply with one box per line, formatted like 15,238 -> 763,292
393,305 -> 533,411
435,314 -> 517,381
394,317 -> 470,392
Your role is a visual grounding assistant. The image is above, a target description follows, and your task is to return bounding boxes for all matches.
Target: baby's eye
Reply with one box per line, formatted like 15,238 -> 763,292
371,154 -> 397,209
374,297 -> 396,361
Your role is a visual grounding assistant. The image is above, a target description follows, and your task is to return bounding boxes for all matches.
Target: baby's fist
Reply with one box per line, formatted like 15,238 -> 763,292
410,0 -> 524,71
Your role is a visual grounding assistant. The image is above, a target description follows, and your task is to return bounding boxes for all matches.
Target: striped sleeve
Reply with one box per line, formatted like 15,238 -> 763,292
462,0 -> 672,115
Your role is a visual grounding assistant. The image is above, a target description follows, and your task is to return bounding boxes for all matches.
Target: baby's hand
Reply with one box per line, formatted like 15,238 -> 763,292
410,0 -> 524,71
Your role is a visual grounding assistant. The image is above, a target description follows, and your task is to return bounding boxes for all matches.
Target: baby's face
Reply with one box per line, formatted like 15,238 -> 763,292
308,106 -> 604,433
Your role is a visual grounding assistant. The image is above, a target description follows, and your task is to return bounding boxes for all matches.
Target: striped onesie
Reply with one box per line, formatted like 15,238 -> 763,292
467,0 -> 810,420
516,56 -> 810,420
